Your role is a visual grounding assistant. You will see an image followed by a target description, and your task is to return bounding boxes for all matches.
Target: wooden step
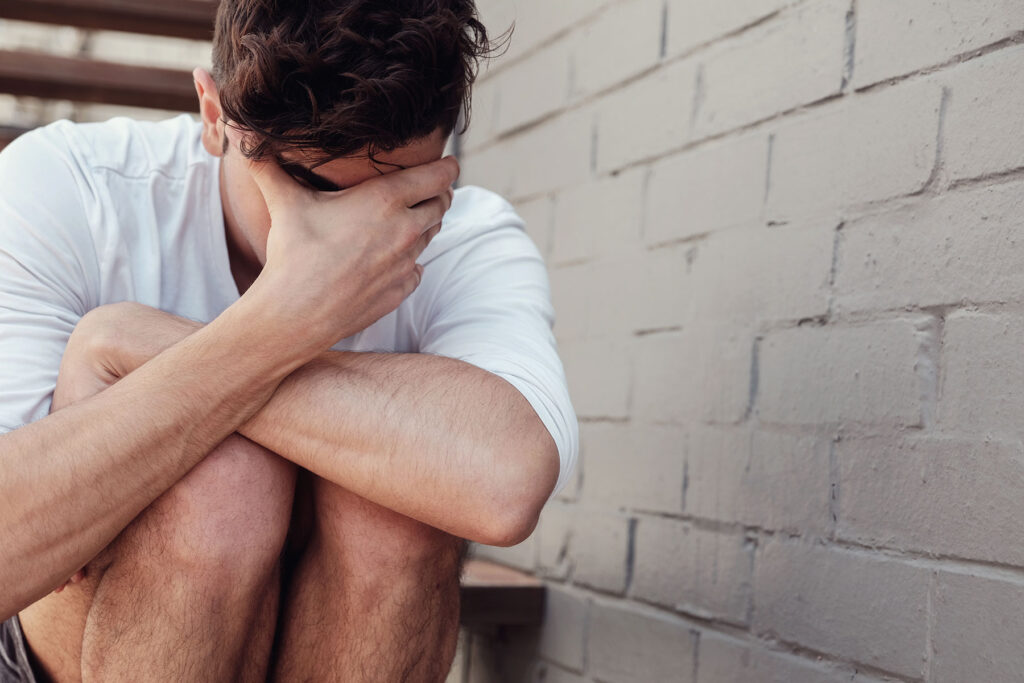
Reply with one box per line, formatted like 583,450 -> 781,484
0,0 -> 218,40
0,49 -> 196,111
459,559 -> 545,627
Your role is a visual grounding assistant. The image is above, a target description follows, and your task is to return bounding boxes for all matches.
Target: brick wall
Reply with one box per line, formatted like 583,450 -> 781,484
455,1 -> 1024,682
5,4 -> 1024,682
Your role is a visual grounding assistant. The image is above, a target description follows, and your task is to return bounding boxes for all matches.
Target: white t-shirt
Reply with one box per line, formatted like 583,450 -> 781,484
0,114 -> 578,496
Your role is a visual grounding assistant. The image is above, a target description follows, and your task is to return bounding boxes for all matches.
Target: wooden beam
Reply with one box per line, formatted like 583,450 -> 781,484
459,559 -> 545,627
0,124 -> 28,150
0,50 -> 197,111
0,0 -> 218,41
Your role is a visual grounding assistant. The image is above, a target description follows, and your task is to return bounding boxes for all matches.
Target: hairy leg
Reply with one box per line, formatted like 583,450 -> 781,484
271,478 -> 466,683
19,434 -> 295,683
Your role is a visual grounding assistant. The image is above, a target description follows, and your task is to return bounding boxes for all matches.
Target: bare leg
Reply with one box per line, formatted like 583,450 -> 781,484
19,434 -> 296,683
271,479 -> 466,683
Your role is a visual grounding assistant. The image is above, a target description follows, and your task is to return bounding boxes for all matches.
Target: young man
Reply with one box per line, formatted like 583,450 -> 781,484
0,1 -> 577,681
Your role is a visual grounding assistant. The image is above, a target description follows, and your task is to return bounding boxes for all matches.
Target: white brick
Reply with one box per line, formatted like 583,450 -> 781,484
512,193 -> 555,259
836,436 -> 1024,566
688,220 -> 834,324
753,539 -> 929,678
687,426 -> 832,535
596,59 -> 697,172
572,510 -> 631,594
552,167 -> 645,266
939,312 -> 1024,436
580,423 -> 685,514
854,0 -> 1023,88
697,633 -> 886,683
571,0 -> 663,97
549,262 -> 593,342
633,326 -> 752,425
537,585 -> 589,672
665,0 -> 793,57
493,36 -> 573,135
561,338 -> 631,420
834,180 -> 1024,313
589,244 -> 694,337
538,500 -> 574,580
758,321 -> 924,428
646,133 -> 769,245
548,245 -> 695,344
632,520 -> 753,625
694,0 -> 848,138
589,600 -> 698,683
943,44 -> 1024,182
476,0 -> 605,68
767,80 -> 941,222
460,106 -> 593,200
932,572 -> 1024,683
460,77 -> 499,153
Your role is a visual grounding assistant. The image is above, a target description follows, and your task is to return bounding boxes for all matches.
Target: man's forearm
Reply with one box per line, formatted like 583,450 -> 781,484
238,351 -> 559,545
109,308 -> 559,545
0,299 -> 302,619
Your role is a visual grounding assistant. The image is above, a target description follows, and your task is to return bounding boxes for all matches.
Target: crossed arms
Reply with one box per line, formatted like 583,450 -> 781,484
90,301 -> 560,543
0,151 -> 563,618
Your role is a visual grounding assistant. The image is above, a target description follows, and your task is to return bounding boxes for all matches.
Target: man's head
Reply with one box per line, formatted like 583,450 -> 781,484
194,0 -> 501,266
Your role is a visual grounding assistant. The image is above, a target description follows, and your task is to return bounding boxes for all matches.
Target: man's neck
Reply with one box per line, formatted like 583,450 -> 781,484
219,161 -> 261,296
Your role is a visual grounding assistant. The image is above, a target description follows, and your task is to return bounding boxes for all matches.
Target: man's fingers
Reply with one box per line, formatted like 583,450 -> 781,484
224,123 -> 306,204
408,193 -> 450,237
248,155 -> 306,205
384,156 -> 460,208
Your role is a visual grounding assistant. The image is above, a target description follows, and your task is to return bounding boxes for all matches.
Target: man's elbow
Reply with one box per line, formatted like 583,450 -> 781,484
476,434 -> 560,548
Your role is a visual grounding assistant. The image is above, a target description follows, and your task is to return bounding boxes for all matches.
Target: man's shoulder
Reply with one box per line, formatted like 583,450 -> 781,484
445,185 -> 519,226
11,114 -> 207,183
422,185 -> 526,263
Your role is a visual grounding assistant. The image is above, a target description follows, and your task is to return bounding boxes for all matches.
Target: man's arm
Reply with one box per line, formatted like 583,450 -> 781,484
0,299 -> 298,619
100,306 -> 559,547
0,154 -> 458,619
245,352 -> 560,546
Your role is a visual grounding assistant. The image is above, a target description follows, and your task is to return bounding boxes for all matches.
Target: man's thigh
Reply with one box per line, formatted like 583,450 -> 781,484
18,435 -> 296,681
284,472 -> 467,576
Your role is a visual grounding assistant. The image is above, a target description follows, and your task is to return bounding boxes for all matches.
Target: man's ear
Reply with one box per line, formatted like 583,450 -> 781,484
193,67 -> 226,158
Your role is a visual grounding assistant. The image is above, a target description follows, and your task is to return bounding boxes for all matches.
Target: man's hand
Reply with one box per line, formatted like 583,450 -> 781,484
242,145 -> 458,357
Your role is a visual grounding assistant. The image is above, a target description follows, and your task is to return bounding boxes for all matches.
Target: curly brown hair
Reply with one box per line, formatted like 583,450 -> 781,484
211,0 -> 506,166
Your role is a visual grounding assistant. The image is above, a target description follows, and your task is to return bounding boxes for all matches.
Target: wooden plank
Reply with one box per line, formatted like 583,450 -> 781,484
0,50 -> 197,111
0,125 -> 28,149
0,0 -> 218,40
459,559 -> 545,627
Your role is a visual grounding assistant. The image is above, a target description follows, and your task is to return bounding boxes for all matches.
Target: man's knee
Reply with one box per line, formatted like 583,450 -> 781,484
93,434 -> 296,585
312,480 -> 466,580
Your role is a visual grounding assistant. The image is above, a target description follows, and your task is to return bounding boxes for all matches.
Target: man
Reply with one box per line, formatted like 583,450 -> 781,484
0,1 -> 577,681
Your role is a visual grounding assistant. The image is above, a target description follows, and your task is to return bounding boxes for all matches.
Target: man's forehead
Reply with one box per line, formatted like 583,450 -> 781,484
279,132 -> 447,190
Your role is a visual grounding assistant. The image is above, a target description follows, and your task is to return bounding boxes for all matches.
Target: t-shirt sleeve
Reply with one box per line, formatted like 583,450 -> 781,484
415,202 -> 579,498
0,127 -> 98,433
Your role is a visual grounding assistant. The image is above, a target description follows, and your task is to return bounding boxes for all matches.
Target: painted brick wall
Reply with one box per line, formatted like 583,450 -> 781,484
454,1 -> 1024,682
4,4 -> 1024,682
